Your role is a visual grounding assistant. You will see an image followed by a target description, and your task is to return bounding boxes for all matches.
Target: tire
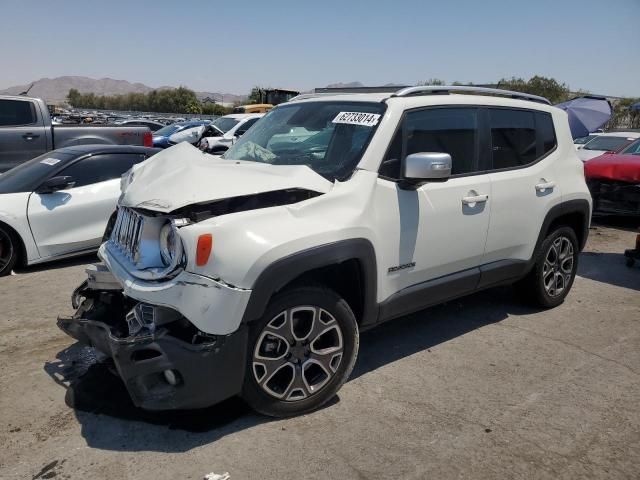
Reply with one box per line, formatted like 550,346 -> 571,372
0,225 -> 19,277
516,226 -> 579,308
241,285 -> 359,417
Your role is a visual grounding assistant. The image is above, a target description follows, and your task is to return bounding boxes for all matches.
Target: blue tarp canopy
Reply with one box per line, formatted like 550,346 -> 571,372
630,102 -> 640,111
555,96 -> 612,139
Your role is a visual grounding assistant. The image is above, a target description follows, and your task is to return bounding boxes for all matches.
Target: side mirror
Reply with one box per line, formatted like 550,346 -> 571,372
36,176 -> 75,194
401,152 -> 452,188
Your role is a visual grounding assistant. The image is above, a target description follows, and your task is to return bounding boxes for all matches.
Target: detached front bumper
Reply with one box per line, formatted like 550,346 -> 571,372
58,293 -> 248,411
99,243 -> 251,335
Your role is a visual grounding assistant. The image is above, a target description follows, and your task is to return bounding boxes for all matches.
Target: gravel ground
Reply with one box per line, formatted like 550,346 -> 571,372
0,222 -> 639,480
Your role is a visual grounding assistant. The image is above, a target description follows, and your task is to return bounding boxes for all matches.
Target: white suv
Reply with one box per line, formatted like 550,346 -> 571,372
59,86 -> 592,417
197,113 -> 264,153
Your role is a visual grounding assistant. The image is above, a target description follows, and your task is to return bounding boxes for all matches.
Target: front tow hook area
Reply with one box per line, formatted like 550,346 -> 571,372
57,291 -> 248,411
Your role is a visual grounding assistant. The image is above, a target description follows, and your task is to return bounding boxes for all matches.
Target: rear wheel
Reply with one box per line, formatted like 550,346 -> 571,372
242,286 -> 359,417
0,225 -> 19,277
516,226 -> 579,308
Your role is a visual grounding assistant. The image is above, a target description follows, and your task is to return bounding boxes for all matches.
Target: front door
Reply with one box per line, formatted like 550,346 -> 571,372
27,153 -> 142,259
374,107 -> 491,306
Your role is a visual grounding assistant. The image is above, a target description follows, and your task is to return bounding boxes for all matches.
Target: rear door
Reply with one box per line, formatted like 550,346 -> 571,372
27,153 -> 144,258
0,99 -> 48,171
481,107 -> 560,284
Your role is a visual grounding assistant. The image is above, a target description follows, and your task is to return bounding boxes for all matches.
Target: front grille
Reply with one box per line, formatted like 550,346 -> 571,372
110,207 -> 144,263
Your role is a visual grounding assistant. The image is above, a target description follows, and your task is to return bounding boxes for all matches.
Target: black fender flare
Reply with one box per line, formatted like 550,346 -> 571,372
531,198 -> 591,260
241,238 -> 378,326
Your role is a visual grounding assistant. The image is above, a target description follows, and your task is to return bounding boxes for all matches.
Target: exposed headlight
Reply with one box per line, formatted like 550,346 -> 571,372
159,222 -> 178,266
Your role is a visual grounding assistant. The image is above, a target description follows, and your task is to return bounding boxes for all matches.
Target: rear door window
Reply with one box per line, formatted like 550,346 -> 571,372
488,108 -> 556,170
0,99 -> 37,126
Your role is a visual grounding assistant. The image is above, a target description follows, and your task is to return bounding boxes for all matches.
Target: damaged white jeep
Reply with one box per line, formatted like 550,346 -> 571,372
59,86 -> 592,417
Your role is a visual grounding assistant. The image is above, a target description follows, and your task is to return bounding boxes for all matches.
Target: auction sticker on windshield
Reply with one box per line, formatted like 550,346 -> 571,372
332,112 -> 381,127
40,158 -> 62,166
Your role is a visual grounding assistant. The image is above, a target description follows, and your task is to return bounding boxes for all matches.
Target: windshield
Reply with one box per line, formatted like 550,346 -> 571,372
574,134 -> 596,145
620,139 -> 640,155
212,117 -> 240,133
0,151 -> 74,193
154,124 -> 183,137
222,101 -> 386,180
583,136 -> 633,151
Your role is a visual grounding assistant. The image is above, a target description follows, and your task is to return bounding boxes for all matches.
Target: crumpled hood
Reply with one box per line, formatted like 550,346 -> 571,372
120,142 -> 333,212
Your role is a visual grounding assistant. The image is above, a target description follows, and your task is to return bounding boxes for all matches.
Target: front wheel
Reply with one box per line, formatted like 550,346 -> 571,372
0,225 -> 19,277
516,226 -> 579,308
242,286 -> 359,417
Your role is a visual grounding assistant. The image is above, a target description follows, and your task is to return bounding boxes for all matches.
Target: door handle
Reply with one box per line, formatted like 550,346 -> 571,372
535,180 -> 555,192
22,133 -> 40,141
461,194 -> 489,205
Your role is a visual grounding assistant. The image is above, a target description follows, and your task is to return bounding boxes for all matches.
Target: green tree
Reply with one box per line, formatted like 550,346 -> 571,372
67,88 -> 81,106
65,86 -> 220,114
246,87 -> 263,104
418,78 -> 445,86
496,76 -> 570,103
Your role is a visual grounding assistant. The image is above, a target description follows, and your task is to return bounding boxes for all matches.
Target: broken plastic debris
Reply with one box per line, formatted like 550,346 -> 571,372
204,473 -> 230,480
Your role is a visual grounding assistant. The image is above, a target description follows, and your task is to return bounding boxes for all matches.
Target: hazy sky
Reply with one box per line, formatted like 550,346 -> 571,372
2,0 -> 639,97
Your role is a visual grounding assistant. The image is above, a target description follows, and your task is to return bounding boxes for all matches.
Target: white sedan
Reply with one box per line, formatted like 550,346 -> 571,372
0,145 -> 159,276
576,132 -> 640,161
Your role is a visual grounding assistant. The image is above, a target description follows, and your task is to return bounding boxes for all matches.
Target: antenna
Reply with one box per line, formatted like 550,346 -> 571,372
19,83 -> 35,96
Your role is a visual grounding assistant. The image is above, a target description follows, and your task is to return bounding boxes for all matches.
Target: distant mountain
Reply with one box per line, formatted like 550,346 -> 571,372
0,76 -> 245,104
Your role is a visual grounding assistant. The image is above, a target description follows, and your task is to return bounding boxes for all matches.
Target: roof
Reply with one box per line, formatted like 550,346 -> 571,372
290,85 -> 553,109
288,92 -> 559,115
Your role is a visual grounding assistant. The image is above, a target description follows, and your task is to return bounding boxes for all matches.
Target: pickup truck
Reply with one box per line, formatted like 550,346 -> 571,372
0,95 -> 153,172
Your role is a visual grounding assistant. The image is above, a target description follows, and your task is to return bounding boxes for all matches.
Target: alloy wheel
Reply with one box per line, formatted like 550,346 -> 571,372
542,236 -> 574,297
252,306 -> 344,402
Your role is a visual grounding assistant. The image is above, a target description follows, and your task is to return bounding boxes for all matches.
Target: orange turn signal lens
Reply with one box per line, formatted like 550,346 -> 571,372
196,234 -> 213,266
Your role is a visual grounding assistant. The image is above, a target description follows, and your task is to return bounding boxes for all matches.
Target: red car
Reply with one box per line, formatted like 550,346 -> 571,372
585,138 -> 640,215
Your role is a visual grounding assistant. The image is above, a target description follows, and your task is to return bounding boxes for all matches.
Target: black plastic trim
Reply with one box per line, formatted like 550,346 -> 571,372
532,199 -> 591,255
477,259 -> 529,290
242,238 -> 378,326
377,267 -> 480,324
58,315 -> 248,411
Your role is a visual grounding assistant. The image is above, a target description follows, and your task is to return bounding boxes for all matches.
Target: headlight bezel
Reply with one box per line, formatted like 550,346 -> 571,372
158,219 -> 187,269
159,222 -> 177,266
